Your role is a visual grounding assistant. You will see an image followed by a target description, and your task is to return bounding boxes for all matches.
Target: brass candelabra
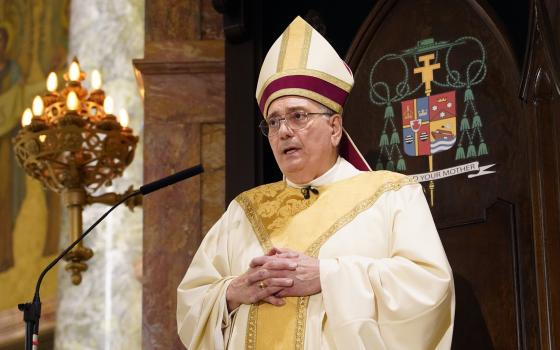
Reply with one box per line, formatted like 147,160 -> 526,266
12,58 -> 140,284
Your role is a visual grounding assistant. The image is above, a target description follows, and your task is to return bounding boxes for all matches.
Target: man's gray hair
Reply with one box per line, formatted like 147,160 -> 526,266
319,104 -> 336,115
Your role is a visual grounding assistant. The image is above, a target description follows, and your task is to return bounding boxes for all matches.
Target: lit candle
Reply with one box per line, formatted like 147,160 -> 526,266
69,60 -> 81,81
39,135 -> 47,142
118,108 -> 130,128
21,108 -> 33,127
66,91 -> 79,111
32,96 -> 44,116
103,96 -> 114,115
47,72 -> 58,92
91,70 -> 102,90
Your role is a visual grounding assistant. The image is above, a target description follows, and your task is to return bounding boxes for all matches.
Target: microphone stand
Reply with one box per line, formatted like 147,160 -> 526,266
18,164 -> 203,350
19,190 -> 139,350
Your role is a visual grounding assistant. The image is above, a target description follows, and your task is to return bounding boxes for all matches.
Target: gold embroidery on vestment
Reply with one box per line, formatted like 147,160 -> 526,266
236,173 -> 417,350
245,304 -> 258,350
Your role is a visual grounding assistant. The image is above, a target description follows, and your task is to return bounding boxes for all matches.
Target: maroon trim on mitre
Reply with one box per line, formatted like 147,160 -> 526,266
343,62 -> 353,76
339,129 -> 371,171
259,75 -> 349,113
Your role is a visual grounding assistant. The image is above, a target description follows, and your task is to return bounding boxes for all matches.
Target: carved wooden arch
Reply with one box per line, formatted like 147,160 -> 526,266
341,0 -> 542,348
520,0 -> 560,102
520,0 -> 560,348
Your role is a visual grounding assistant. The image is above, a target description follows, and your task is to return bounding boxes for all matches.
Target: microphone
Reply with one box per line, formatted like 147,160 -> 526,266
18,164 -> 204,350
140,164 -> 203,195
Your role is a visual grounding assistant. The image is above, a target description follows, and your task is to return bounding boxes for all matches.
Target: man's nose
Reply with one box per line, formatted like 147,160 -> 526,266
277,119 -> 294,138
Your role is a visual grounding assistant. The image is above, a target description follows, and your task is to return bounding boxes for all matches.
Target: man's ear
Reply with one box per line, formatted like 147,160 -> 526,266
330,114 -> 343,147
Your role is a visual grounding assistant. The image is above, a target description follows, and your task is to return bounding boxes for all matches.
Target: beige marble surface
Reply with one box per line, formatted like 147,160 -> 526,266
201,123 -> 225,235
55,0 -> 144,349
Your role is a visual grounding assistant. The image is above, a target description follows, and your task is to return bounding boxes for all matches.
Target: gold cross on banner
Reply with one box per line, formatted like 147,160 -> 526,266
413,53 -> 440,96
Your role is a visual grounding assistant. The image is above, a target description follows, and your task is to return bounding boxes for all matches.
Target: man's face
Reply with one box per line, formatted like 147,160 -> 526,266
266,96 -> 342,184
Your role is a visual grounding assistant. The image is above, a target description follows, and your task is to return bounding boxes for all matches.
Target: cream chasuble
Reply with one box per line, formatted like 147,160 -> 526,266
177,158 -> 455,349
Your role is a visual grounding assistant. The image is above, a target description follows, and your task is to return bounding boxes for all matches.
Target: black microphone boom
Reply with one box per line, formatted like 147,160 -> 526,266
19,164 -> 203,350
140,164 -> 204,195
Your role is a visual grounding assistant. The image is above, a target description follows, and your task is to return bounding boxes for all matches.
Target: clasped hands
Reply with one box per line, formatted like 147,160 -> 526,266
226,247 -> 321,311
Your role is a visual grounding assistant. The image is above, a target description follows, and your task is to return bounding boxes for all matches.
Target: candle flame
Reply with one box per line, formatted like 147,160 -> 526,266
91,70 -> 102,90
47,72 -> 58,92
21,108 -> 33,127
103,96 -> 114,115
69,60 -> 81,81
118,108 -> 130,128
39,135 -> 47,142
67,91 -> 79,111
32,96 -> 44,116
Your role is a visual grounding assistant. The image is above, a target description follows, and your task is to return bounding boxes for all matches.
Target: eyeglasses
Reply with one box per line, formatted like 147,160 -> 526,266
259,111 -> 333,136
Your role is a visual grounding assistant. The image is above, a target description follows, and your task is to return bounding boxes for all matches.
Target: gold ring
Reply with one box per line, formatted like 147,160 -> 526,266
259,281 -> 266,289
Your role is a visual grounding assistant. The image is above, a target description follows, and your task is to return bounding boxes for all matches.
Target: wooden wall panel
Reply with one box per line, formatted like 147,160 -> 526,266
344,0 -> 541,348
521,1 -> 560,348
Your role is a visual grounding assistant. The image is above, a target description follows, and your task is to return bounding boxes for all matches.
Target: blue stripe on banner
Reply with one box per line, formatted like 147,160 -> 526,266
430,138 -> 456,154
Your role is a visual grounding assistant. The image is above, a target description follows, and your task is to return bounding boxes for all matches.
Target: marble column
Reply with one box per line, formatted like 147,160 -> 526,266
55,0 -> 144,349
135,0 -> 225,348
